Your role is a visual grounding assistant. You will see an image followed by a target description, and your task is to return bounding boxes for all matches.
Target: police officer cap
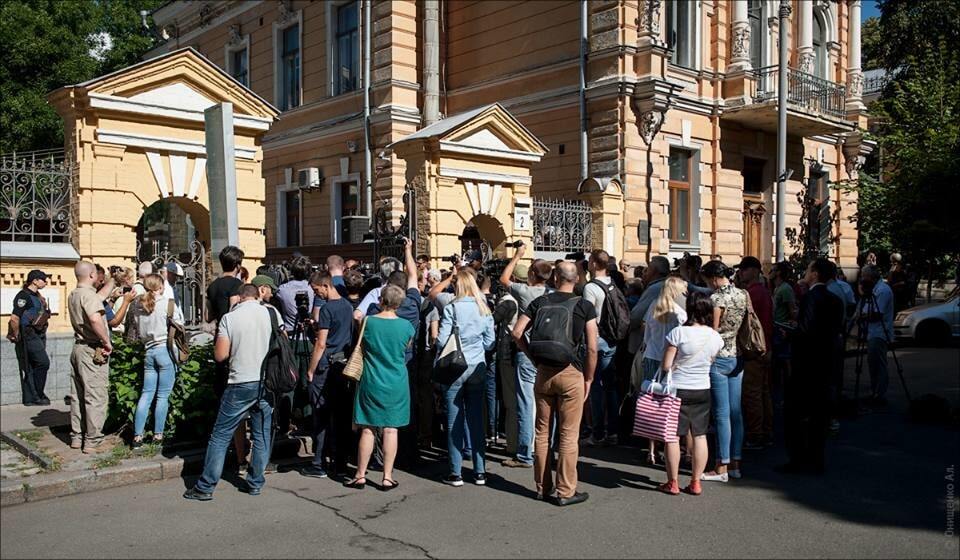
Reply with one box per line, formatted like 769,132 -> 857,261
27,270 -> 48,283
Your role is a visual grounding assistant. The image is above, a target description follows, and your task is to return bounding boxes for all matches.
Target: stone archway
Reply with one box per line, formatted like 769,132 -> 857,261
469,213 -> 508,258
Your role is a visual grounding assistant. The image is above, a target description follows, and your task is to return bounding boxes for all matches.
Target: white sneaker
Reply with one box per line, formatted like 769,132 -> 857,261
728,469 -> 742,479
701,471 -> 729,482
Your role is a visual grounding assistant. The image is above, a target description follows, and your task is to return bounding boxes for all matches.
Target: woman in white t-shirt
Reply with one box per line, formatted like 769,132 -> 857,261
633,276 -> 687,465
658,292 -> 724,496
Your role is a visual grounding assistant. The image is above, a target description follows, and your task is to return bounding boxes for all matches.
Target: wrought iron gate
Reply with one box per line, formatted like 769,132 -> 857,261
0,150 -> 76,244
137,239 -> 208,328
532,198 -> 593,256
373,183 -> 416,264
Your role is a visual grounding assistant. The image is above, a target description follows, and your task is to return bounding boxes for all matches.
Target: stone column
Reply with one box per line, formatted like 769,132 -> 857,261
798,0 -> 814,74
204,102 -> 240,274
729,0 -> 752,72
638,0 -> 664,48
846,0 -> 865,111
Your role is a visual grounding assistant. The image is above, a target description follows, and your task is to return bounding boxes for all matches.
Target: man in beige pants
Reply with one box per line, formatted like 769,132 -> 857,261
513,261 -> 598,506
67,261 -> 113,453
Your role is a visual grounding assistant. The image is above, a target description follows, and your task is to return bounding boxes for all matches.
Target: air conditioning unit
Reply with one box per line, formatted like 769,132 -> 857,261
296,167 -> 322,190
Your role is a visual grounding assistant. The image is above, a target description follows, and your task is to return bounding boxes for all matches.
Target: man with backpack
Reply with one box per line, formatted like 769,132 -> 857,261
185,284 -> 282,500
582,250 -> 629,447
512,261 -> 598,507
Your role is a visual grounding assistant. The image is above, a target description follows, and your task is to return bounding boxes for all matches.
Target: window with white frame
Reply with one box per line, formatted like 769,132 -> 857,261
274,14 -> 301,111
812,13 -> 828,79
333,1 -> 360,95
276,179 -> 302,247
331,175 -> 361,243
668,148 -> 693,243
666,0 -> 697,69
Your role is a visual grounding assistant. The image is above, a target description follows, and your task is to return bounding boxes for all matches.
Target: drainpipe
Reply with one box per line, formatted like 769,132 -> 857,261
423,0 -> 440,126
579,0 -> 588,182
363,0 -> 373,220
775,0 -> 790,261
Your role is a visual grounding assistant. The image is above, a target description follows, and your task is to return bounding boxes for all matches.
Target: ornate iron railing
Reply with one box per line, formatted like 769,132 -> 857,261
0,151 -> 77,244
862,73 -> 889,96
752,65 -> 847,120
137,239 -> 209,328
532,198 -> 592,254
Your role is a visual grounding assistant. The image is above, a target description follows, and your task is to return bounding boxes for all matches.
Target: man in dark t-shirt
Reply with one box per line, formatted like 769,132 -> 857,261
513,261 -> 598,507
7,270 -> 51,405
303,272 -> 357,478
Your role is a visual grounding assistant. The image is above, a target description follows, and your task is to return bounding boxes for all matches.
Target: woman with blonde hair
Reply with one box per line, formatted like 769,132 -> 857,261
631,275 -> 688,464
126,273 -> 184,448
435,268 -> 495,487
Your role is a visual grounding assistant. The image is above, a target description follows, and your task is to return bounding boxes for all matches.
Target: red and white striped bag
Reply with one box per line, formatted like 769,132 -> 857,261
632,370 -> 681,443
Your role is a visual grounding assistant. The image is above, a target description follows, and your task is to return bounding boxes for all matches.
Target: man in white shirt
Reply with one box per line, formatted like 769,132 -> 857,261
185,284 -> 278,501
582,249 -> 620,446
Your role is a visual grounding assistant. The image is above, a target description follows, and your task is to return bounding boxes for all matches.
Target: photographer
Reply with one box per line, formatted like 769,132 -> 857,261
274,256 -> 317,438
355,257 -> 403,320
855,265 -> 894,406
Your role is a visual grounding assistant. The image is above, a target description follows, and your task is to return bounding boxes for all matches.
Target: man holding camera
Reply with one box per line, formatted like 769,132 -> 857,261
856,264 -> 894,406
7,270 -> 52,406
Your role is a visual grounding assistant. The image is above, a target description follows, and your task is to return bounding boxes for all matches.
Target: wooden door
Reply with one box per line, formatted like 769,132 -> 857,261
743,197 -> 765,259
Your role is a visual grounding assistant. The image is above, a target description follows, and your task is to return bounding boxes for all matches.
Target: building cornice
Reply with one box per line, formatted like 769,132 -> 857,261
147,1 -> 264,59
88,92 -> 272,131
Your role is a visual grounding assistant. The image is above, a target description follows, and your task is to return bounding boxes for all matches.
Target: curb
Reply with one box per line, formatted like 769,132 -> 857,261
0,452 -> 204,507
0,431 -> 57,471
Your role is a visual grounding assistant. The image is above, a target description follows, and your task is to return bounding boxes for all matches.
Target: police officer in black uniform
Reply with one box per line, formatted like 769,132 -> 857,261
6,270 -> 52,406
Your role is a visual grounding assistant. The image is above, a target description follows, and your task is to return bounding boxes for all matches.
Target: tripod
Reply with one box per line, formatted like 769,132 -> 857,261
851,294 -> 911,408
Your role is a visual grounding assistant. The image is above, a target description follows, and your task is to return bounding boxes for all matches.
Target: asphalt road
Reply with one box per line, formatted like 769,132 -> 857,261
2,346 -> 958,559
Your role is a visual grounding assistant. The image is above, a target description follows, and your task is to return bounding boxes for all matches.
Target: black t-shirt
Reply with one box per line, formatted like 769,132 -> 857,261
206,276 -> 243,323
523,292 -> 597,371
12,288 -> 45,339
316,297 -> 355,369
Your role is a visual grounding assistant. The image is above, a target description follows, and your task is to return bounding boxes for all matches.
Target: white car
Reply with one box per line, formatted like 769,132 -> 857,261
894,294 -> 960,345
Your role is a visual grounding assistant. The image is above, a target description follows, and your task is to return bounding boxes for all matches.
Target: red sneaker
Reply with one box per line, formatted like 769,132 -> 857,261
658,480 -> 680,495
684,481 -> 702,496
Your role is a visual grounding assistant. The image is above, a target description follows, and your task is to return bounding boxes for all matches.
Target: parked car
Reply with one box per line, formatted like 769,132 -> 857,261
894,293 -> 960,345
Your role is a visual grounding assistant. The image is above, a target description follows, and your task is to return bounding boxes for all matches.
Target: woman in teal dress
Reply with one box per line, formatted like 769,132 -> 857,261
346,284 -> 414,491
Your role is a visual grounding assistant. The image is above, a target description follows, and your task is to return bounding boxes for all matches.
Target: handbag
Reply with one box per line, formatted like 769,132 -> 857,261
342,317 -> 368,382
737,290 -> 767,360
166,300 -> 190,366
632,369 -> 681,443
432,304 -> 468,385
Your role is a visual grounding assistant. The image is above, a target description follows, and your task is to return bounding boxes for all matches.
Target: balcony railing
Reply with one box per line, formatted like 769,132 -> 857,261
752,65 -> 847,120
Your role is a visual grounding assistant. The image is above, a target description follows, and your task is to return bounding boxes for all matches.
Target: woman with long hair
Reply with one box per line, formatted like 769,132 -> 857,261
633,275 -> 688,464
346,285 -> 416,491
127,273 -> 184,448
699,260 -> 749,482
436,269 -> 495,487
658,292 -> 724,495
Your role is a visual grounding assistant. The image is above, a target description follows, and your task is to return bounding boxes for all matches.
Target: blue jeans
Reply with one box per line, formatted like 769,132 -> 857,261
196,381 -> 273,493
443,364 -> 486,477
710,356 -> 744,464
485,357 -> 497,437
589,338 -> 619,439
134,346 -> 176,437
515,352 -> 537,464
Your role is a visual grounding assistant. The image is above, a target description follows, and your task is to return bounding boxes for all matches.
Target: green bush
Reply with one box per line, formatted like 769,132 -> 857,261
106,336 -> 219,442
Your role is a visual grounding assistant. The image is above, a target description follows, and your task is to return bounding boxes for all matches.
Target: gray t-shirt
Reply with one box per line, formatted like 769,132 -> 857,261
508,282 -> 547,315
217,300 -> 277,384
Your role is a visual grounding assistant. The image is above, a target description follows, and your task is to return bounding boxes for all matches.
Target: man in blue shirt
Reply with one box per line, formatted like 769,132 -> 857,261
303,272 -> 356,478
856,265 -> 894,404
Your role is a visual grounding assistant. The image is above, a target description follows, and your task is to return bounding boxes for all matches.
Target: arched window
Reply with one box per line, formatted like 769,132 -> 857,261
812,12 -> 828,78
666,0 -> 697,69
747,0 -> 765,69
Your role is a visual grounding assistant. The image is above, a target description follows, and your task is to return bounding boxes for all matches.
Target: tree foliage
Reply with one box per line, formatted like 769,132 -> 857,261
0,0 -> 163,153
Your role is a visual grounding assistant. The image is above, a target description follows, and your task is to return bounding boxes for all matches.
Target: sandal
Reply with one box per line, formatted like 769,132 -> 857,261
152,433 -> 164,445
658,480 -> 680,495
343,477 -> 366,489
380,479 -> 399,492
684,481 -> 702,496
131,435 -> 144,449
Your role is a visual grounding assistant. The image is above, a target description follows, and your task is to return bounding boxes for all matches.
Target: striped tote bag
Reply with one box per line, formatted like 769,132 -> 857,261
632,370 -> 681,443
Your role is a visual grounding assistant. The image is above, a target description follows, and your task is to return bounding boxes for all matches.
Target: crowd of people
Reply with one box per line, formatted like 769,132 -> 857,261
7,239 -> 902,505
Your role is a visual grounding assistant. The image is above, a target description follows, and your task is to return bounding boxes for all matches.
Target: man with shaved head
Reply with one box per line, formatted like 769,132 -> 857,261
67,260 -> 114,453
512,260 -> 598,507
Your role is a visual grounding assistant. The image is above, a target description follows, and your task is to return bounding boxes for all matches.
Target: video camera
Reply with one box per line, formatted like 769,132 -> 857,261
294,291 -> 311,323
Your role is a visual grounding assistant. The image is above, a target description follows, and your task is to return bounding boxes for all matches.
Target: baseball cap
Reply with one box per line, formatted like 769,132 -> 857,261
736,256 -> 763,270
251,274 -> 278,291
464,250 -> 483,263
27,269 -> 49,283
165,262 -> 184,276
514,263 -> 529,280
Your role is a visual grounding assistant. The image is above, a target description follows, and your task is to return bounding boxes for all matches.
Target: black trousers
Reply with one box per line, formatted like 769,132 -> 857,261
309,363 -> 352,471
17,335 -> 50,404
784,370 -> 829,470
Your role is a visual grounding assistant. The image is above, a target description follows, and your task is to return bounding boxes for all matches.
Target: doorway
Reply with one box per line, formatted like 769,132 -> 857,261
742,157 -> 767,259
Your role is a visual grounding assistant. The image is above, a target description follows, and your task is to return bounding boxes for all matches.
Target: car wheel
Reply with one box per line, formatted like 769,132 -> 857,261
916,320 -> 951,347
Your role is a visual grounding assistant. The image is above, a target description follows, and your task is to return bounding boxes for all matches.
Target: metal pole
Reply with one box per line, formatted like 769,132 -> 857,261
363,0 -> 373,221
579,0 -> 588,182
775,0 -> 791,262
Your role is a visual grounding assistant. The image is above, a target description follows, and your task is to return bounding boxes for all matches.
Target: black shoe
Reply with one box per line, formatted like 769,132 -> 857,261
35,397 -> 50,406
301,465 -> 328,478
474,474 -> 486,486
24,401 -> 42,407
265,462 -> 278,474
554,491 -> 589,507
242,485 -> 262,496
183,487 -> 213,501
442,475 -> 464,487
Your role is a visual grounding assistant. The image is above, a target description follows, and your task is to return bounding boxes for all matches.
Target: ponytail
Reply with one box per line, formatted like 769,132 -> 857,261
140,273 -> 164,314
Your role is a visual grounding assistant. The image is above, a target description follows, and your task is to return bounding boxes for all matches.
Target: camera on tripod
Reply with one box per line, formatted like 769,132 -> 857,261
294,291 -> 311,323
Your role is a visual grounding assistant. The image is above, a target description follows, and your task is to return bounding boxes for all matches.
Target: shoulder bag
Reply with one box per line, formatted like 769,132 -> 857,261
633,368 -> 681,443
432,303 -> 469,385
342,317 -> 368,382
166,299 -> 190,366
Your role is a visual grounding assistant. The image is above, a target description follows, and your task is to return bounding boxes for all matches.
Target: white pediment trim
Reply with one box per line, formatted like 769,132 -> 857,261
438,140 -> 543,163
88,92 -> 272,131
129,82 -> 217,111
96,129 -> 256,160
439,166 -> 532,186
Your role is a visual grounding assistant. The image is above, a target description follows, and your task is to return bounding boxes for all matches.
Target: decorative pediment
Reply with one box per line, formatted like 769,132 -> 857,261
128,82 -> 218,112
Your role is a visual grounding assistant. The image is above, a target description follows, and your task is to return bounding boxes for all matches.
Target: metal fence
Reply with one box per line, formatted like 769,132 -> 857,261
532,198 -> 593,254
752,65 -> 847,120
0,150 -> 76,244
137,239 -> 209,328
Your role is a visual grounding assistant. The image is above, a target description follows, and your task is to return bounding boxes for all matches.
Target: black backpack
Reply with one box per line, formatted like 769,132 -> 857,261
591,279 -> 631,344
259,307 -> 298,404
527,296 -> 581,367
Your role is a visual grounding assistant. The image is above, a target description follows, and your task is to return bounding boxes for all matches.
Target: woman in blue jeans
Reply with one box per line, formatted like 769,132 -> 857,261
126,273 -> 184,448
435,270 -> 495,487
700,261 -> 748,482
